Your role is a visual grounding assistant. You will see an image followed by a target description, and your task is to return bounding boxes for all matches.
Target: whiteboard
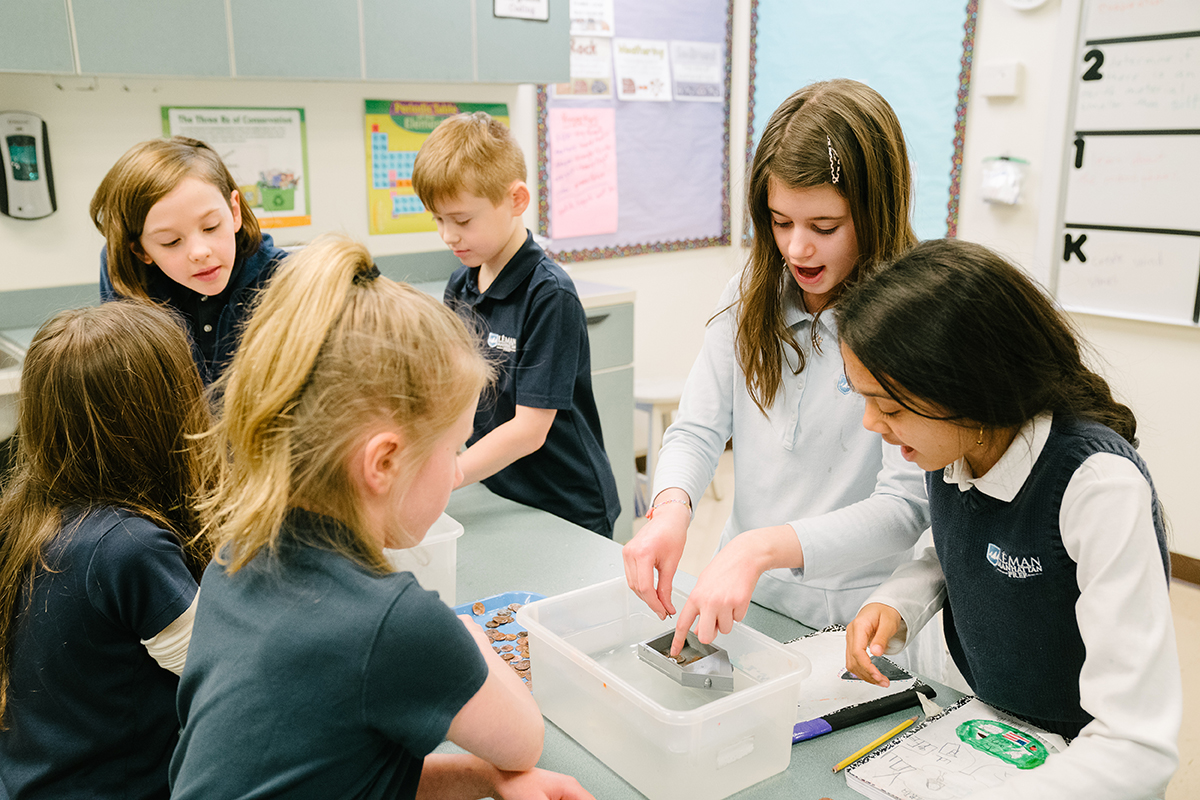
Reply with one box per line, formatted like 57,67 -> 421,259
1053,0 -> 1200,326
1057,228 -> 1200,324
1063,134 -> 1200,230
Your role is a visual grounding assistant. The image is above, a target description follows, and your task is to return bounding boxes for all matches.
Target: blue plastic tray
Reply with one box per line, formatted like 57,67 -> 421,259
454,591 -> 546,687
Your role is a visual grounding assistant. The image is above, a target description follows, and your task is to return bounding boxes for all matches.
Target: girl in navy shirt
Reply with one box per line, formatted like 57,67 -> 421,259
91,135 -> 287,384
0,301 -> 214,798
840,239 -> 1180,799
170,234 -> 591,800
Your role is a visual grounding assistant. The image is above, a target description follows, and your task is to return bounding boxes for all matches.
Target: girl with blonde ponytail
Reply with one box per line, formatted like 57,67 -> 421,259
170,234 -> 593,800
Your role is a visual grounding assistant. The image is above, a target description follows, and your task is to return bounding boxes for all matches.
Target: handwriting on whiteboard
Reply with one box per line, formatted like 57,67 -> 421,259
1075,38 -> 1200,130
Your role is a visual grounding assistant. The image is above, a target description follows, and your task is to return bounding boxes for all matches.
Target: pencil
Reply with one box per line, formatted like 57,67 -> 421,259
831,715 -> 919,772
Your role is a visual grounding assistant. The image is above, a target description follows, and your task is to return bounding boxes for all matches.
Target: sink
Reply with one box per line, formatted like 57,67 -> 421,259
0,336 -> 25,441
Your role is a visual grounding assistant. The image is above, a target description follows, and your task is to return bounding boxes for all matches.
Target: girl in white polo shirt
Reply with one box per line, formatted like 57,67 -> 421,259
624,79 -> 930,659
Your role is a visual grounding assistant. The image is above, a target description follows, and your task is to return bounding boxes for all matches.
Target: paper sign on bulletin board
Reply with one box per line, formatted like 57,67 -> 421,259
364,100 -> 510,236
747,0 -> 977,239
1051,0 -> 1200,326
163,106 -> 311,229
538,0 -> 732,261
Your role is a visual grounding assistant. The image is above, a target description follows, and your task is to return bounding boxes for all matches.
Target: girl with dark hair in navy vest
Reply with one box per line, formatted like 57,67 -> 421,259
837,239 -> 1180,799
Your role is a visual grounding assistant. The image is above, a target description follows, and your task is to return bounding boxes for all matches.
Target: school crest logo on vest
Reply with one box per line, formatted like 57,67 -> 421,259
986,543 -> 1043,579
487,332 -> 517,353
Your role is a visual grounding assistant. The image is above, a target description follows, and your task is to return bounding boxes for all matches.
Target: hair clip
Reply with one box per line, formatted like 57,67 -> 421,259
353,264 -> 381,285
827,135 -> 842,185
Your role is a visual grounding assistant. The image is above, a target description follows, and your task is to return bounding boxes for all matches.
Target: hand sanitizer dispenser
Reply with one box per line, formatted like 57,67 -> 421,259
0,111 -> 56,220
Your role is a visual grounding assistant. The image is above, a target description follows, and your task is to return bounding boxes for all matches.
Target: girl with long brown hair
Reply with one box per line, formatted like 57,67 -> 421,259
624,79 -> 930,659
169,234 -> 591,800
91,135 -> 288,384
0,301 -> 214,797
841,238 -> 1179,798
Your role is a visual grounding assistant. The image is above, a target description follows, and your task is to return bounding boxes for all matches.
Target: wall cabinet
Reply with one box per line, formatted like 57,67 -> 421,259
0,0 -> 74,74
231,0 -> 362,80
586,302 -> 635,543
1,0 -> 568,84
73,0 -> 230,78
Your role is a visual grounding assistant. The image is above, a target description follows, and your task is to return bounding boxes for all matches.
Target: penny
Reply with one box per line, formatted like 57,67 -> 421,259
485,620 -> 501,628
505,633 -> 518,641
517,630 -> 528,638
472,602 -> 485,616
513,660 -> 530,670
485,630 -> 501,641
501,652 -> 516,661
508,603 -> 523,611
501,644 -> 513,652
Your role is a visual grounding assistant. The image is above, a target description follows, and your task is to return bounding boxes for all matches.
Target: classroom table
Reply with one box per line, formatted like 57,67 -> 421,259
440,483 -> 964,799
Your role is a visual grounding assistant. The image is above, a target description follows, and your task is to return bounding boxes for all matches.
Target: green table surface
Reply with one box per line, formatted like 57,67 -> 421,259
441,483 -> 963,799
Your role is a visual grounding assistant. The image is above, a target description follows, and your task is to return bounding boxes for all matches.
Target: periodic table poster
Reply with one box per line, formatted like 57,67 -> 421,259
363,100 -> 510,235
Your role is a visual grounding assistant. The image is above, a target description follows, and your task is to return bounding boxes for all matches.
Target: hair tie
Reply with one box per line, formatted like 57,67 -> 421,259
827,135 -> 842,185
353,264 -> 381,286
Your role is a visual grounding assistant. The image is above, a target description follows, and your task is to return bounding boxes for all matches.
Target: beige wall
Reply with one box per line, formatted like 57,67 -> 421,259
1,0 -> 1195,556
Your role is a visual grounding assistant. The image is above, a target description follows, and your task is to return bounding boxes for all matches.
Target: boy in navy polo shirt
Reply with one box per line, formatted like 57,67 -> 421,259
412,112 -> 620,538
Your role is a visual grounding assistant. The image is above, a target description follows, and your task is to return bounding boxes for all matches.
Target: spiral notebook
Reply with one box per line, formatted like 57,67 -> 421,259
844,696 -> 1068,799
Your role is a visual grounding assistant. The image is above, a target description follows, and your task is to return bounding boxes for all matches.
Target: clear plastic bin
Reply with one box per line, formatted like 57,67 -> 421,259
383,512 -> 463,605
517,577 -> 810,800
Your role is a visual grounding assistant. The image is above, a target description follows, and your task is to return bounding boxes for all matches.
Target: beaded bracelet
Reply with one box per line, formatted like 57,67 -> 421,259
645,497 -> 693,521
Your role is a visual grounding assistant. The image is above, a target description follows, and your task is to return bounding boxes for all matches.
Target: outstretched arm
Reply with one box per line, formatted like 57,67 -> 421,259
445,615 -> 545,773
457,405 -> 556,487
418,754 -> 594,800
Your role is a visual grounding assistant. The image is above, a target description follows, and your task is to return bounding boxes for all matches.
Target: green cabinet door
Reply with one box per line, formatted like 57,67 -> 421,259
362,0 -> 473,82
593,365 -> 635,543
73,0 -> 230,76
0,0 -> 74,73
475,0 -> 569,84
230,0 -> 361,79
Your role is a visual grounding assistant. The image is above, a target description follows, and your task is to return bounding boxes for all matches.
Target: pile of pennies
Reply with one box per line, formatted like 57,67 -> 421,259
473,601 -> 532,690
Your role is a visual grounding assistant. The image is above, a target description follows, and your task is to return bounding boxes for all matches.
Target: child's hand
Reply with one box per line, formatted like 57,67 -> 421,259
667,533 -> 765,655
845,603 -> 906,687
667,523 -> 801,656
492,767 -> 595,800
622,499 -> 690,619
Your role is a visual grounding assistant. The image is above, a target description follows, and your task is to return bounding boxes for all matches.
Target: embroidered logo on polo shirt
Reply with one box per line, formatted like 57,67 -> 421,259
487,332 -> 517,353
986,543 -> 1043,579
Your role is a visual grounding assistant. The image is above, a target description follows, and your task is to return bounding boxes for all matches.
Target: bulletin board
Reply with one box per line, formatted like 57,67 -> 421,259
536,0 -> 733,262
747,0 -> 978,240
1049,0 -> 1200,327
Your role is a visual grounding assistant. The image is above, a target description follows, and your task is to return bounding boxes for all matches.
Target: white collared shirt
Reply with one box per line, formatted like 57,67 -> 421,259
867,413 -> 1181,799
653,274 -> 930,628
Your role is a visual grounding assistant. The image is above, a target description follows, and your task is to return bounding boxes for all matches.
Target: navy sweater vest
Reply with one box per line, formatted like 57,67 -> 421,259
928,415 -> 1168,739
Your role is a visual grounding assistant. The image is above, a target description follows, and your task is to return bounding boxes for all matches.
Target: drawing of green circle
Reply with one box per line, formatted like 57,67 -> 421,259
956,719 -> 1049,769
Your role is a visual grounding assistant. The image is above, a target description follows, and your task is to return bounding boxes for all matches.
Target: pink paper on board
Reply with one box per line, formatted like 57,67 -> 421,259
548,107 -> 618,239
